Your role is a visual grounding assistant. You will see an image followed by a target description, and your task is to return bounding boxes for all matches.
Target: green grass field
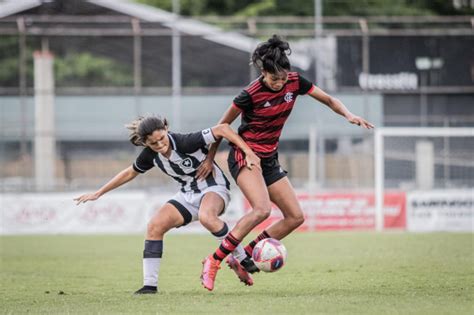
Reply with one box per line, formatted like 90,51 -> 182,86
1,232 -> 473,314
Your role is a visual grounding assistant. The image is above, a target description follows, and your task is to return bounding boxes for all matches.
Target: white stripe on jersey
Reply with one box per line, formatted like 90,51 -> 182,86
148,131 -> 227,193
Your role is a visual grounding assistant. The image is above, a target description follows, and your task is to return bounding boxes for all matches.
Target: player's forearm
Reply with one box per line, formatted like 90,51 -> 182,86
326,96 -> 352,119
213,124 -> 252,155
207,140 -> 221,161
96,167 -> 138,197
207,105 -> 241,161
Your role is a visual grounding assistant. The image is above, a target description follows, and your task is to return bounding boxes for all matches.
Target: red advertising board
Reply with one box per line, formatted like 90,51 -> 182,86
243,192 -> 406,231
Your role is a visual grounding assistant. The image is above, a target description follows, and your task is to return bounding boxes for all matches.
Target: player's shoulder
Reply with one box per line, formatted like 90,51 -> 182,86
287,71 -> 299,81
167,132 -> 179,150
244,77 -> 263,95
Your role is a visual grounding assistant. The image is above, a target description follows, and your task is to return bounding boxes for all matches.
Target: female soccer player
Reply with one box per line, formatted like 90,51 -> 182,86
74,115 -> 261,294
198,35 -> 374,290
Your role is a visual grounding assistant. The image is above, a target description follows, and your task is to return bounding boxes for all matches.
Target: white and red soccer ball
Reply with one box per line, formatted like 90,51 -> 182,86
252,238 -> 287,272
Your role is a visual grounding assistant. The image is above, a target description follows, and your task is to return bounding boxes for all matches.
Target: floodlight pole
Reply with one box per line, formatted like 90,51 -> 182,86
172,0 -> 182,131
132,18 -> 142,116
314,0 -> 323,87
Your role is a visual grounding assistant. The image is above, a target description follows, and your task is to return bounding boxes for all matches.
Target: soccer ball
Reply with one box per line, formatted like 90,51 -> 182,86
252,238 -> 287,272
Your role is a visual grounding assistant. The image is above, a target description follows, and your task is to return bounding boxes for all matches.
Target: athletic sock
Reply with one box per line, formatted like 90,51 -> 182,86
212,232 -> 241,262
212,223 -> 247,263
244,230 -> 271,257
143,240 -> 163,287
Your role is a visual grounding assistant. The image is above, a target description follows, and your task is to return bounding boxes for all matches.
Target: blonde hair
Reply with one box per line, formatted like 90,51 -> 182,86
125,115 -> 168,146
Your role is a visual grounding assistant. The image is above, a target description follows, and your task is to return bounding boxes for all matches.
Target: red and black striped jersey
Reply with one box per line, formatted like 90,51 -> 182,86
232,72 -> 314,158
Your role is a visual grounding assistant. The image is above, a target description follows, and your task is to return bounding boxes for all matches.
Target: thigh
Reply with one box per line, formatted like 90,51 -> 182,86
236,167 -> 271,208
268,177 -> 303,218
199,191 -> 225,217
149,202 -> 185,230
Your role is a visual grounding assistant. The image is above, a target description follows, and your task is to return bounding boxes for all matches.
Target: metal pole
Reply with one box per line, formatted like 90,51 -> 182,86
172,0 -> 182,130
132,18 -> 142,116
443,118 -> 450,187
360,18 -> 370,118
420,71 -> 428,126
374,130 -> 384,232
314,0 -> 323,87
308,125 -> 317,192
17,17 -> 28,159
318,133 -> 325,188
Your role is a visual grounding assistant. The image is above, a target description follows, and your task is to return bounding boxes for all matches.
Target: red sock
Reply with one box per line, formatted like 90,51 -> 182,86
244,230 -> 271,257
212,233 -> 240,261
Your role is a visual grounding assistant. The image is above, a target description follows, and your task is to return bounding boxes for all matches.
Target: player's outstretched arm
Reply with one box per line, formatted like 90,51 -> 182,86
74,166 -> 139,205
308,86 -> 375,129
196,104 -> 242,180
211,123 -> 261,171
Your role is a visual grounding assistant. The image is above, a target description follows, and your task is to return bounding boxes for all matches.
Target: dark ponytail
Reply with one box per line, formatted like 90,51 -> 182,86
251,34 -> 291,74
125,115 -> 168,146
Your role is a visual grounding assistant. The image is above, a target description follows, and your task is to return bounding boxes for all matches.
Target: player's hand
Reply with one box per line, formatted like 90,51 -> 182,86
196,157 -> 214,181
347,114 -> 374,129
245,151 -> 261,171
74,192 -> 100,205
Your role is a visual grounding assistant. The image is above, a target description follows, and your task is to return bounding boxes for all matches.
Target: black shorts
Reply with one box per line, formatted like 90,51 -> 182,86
227,146 -> 287,186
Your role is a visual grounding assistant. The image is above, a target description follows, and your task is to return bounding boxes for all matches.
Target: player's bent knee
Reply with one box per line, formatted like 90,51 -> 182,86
198,211 -> 219,227
147,221 -> 169,238
292,215 -> 305,228
253,204 -> 272,222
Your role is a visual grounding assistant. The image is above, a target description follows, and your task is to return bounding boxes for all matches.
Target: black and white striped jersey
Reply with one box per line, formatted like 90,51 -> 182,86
132,128 -> 230,193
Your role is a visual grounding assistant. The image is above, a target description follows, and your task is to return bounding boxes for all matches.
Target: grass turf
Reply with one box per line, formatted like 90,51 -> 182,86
1,232 -> 472,314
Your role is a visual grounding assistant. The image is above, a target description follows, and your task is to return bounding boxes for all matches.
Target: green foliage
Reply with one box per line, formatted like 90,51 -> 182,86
0,45 -> 133,87
54,52 -> 133,87
0,37 -> 21,86
1,233 -> 473,314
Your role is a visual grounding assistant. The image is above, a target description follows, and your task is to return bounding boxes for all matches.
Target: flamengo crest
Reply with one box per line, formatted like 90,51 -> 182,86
284,92 -> 293,103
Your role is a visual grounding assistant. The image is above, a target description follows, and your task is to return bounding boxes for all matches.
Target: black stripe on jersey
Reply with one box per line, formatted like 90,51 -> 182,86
158,157 -> 193,192
168,134 -> 177,150
242,136 -> 280,145
205,172 -> 217,188
249,123 -> 285,133
254,94 -> 289,108
189,178 -> 201,193
167,159 -> 200,193
246,108 -> 293,122
174,151 -> 202,171
214,162 -> 231,189
153,156 -> 168,174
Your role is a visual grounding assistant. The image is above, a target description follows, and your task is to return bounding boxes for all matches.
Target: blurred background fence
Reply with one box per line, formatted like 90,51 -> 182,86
0,0 -> 473,194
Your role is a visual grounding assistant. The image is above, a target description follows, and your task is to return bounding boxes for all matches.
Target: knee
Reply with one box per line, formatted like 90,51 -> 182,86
253,202 -> 272,222
147,221 -> 167,238
293,214 -> 305,228
198,211 -> 218,228
288,214 -> 305,229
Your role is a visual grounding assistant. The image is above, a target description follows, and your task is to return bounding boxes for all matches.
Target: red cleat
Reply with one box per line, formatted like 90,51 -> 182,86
200,255 -> 221,291
226,255 -> 254,286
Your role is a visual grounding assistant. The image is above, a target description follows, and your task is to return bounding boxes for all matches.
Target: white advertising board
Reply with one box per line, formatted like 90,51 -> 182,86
0,191 -> 244,235
407,190 -> 473,232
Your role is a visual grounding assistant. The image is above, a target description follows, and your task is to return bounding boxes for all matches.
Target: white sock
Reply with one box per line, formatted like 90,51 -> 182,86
142,240 -> 163,287
143,258 -> 161,287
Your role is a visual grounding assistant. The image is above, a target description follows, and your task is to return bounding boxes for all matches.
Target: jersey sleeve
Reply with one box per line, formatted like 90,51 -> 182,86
232,90 -> 252,111
298,74 -> 314,95
172,128 -> 216,154
133,147 -> 156,173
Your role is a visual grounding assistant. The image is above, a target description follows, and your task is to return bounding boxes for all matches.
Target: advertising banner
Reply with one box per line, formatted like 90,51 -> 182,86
0,191 -> 244,235
407,190 -> 473,232
246,192 -> 406,232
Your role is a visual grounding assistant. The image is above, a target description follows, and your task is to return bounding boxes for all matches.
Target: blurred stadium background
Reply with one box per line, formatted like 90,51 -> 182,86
1,0 -> 472,234
1,0 -> 473,313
